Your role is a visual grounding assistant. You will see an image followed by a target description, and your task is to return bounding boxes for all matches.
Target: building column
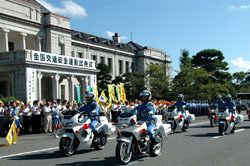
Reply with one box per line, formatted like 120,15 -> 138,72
52,74 -> 60,99
1,29 -> 9,52
129,61 -> 132,72
10,72 -> 15,96
122,59 -> 126,75
83,76 -> 89,99
20,33 -> 27,50
68,75 -> 75,101
37,71 -> 43,101
36,37 -> 42,51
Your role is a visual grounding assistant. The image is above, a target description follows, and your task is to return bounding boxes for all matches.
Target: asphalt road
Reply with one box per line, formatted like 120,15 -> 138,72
1,114 -> 250,166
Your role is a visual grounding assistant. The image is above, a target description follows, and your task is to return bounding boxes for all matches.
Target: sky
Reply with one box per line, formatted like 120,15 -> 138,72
37,0 -> 250,76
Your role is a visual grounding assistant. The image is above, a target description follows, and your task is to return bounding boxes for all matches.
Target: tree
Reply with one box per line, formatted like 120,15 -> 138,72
96,63 -> 112,92
146,64 -> 171,100
173,49 -> 194,99
192,49 -> 229,72
192,49 -> 232,83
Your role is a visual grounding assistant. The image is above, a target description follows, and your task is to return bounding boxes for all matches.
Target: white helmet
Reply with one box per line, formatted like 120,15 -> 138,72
85,91 -> 96,101
139,90 -> 152,100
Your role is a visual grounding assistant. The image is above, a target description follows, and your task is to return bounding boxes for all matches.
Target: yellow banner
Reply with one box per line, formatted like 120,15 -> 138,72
94,86 -> 99,102
120,83 -> 127,103
116,85 -> 121,101
108,85 -> 116,104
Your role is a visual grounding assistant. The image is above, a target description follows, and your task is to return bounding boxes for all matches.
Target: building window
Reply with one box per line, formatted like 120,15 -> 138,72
59,43 -> 64,55
119,60 -> 123,75
100,57 -> 105,64
8,42 -> 14,51
131,62 -> 135,72
92,55 -> 96,61
77,52 -> 83,58
108,58 -> 112,71
126,61 -> 129,73
71,51 -> 74,57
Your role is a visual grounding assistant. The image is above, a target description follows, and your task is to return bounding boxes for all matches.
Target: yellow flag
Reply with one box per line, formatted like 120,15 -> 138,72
120,83 -> 127,103
3,119 -> 18,146
94,86 -> 99,102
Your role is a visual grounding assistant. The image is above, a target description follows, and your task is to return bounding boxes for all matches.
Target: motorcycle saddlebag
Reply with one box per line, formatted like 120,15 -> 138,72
186,114 -> 195,122
236,115 -> 244,124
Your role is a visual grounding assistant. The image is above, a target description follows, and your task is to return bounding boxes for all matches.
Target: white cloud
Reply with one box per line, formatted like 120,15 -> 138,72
37,0 -> 87,18
105,31 -> 128,40
228,5 -> 250,11
230,57 -> 250,72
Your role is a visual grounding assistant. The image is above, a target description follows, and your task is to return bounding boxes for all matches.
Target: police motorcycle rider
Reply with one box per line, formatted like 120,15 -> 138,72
79,92 -> 100,142
172,94 -> 189,131
131,90 -> 158,149
224,94 -> 236,133
214,95 -> 224,108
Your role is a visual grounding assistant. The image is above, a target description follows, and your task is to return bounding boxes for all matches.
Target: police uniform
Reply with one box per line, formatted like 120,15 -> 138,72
133,102 -> 156,139
173,100 -> 186,116
224,101 -> 236,115
79,102 -> 100,132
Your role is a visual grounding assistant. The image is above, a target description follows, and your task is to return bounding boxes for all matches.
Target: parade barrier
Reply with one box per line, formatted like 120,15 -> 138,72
1,118 -> 18,146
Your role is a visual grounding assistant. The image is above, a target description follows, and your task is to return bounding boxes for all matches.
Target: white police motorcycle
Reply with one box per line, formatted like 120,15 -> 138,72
115,111 -> 171,165
217,106 -> 243,136
209,108 -> 218,127
165,106 -> 195,133
59,110 -> 111,156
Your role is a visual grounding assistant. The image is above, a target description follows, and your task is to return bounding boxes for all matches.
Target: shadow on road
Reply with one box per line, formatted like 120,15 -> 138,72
190,125 -> 212,129
187,133 -> 218,137
56,156 -> 118,166
7,149 -> 93,161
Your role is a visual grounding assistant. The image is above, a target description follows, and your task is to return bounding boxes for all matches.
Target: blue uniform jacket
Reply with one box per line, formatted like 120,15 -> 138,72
214,100 -> 224,108
173,100 -> 186,112
79,102 -> 100,120
132,102 -> 156,122
224,101 -> 235,112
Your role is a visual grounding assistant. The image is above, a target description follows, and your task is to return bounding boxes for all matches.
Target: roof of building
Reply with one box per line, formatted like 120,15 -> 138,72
71,31 -> 135,54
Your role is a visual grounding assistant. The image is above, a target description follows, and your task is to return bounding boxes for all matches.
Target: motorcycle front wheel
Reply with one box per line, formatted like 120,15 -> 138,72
93,135 -> 107,150
59,137 -> 76,157
116,142 -> 132,165
210,116 -> 215,127
150,138 -> 163,157
218,124 -> 224,136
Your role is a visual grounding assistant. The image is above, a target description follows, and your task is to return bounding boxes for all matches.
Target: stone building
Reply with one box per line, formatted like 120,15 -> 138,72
0,0 -> 171,102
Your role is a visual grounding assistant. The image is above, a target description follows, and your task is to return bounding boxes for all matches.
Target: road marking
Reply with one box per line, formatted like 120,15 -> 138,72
0,147 -> 59,159
235,129 -> 245,133
213,129 -> 245,138
127,156 -> 151,165
213,136 -> 222,139
0,137 -> 117,159
108,137 -> 116,140
190,121 -> 209,126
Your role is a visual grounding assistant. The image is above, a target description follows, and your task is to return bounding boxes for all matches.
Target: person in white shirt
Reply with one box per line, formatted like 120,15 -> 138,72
0,100 -> 5,137
43,101 -> 52,133
32,100 -> 41,133
22,102 -> 32,134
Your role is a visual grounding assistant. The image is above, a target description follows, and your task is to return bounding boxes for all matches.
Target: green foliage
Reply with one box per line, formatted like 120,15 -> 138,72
173,48 -> 235,101
97,63 -> 112,92
146,64 -> 171,100
0,94 -> 17,105
123,72 -> 146,100
192,49 -> 228,72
